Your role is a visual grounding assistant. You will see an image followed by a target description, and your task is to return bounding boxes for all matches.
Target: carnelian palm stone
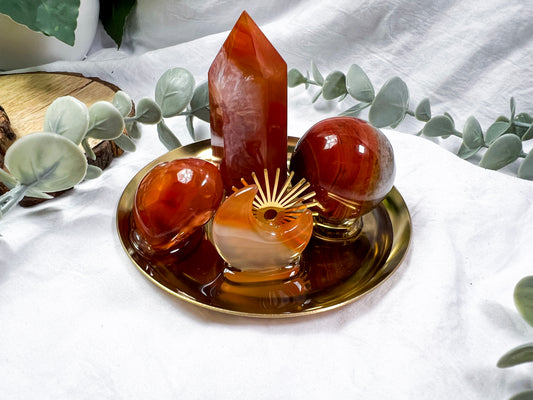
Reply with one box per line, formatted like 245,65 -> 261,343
132,158 -> 224,255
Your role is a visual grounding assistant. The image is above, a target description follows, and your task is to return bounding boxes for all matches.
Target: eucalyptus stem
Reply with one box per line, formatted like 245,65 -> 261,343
0,185 -> 28,216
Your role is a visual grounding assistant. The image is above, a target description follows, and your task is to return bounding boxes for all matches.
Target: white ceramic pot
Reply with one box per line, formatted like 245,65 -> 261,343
0,0 -> 100,70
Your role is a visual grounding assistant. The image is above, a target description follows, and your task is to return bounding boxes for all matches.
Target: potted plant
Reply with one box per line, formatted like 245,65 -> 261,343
0,0 -> 136,70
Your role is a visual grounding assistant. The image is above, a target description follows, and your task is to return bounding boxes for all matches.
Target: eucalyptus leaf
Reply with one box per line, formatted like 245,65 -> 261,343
515,113 -> 533,138
518,150 -> 533,180
510,97 -> 516,122
0,0 -> 79,45
345,64 -> 374,103
415,98 -> 431,122
125,120 -> 141,140
43,96 -> 89,145
310,61 -> 324,85
463,116 -> 484,149
113,134 -> 136,152
422,116 -> 456,137
521,123 -> 533,141
311,89 -> 323,104
339,102 -> 369,117
510,390 -> 533,400
24,189 -> 53,199
99,0 -> 136,47
134,98 -> 162,124
86,101 -> 125,140
4,132 -> 87,192
368,77 -> 409,128
514,276 -> 533,327
81,138 -> 96,161
288,69 -> 306,87
155,68 -> 195,118
457,143 -> 482,160
485,121 -> 511,144
480,134 -> 522,170
85,165 -> 103,180
0,168 -> 18,189
322,71 -> 347,100
112,91 -> 133,117
190,82 -> 210,123
496,115 -> 510,123
444,112 -> 455,125
497,342 -> 533,368
157,120 -> 181,151
186,114 -> 195,140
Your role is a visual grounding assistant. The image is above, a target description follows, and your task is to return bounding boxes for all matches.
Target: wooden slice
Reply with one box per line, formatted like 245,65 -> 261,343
0,72 -> 131,206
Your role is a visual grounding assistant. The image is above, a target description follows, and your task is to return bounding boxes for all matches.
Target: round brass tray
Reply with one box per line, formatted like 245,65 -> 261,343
116,138 -> 412,318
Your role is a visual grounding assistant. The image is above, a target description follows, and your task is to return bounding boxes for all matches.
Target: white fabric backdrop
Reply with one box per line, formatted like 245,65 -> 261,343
1,1 -> 533,399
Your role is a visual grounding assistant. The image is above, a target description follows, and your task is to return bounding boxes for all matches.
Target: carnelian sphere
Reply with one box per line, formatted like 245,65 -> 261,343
132,158 -> 223,253
290,117 -> 395,223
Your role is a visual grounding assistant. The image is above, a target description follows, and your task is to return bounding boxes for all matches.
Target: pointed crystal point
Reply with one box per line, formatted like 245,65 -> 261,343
208,11 -> 288,192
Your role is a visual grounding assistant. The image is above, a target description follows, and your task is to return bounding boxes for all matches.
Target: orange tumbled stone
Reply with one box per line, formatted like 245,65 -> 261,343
131,158 -> 224,255
208,11 -> 288,192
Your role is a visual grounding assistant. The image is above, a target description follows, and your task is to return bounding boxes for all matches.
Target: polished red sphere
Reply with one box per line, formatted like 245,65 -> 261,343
132,158 -> 224,254
290,117 -> 395,223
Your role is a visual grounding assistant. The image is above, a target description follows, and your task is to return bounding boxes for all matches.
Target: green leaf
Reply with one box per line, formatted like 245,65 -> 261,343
415,98 -> 431,122
43,96 -> 89,145
4,132 -> 87,192
480,134 -> 522,170
485,121 -> 511,144
0,0 -> 80,46
497,342 -> 533,368
125,120 -> 141,139
157,120 -> 181,151
322,71 -> 347,100
339,102 -> 369,117
134,98 -> 162,124
24,189 -> 53,199
86,101 -> 125,140
514,276 -> 533,327
510,97 -> 516,122
368,77 -> 409,128
99,0 -> 136,47
463,116 -> 484,149
0,168 -> 18,189
85,165 -> 102,180
288,69 -> 306,87
113,133 -> 136,152
422,116 -> 456,137
518,150 -> 533,180
112,91 -> 133,117
186,115 -> 195,140
311,89 -> 323,104
457,143 -> 482,160
345,64 -> 374,103
81,138 -> 96,161
510,390 -> 533,400
310,61 -> 324,85
190,82 -> 210,123
155,68 -> 195,118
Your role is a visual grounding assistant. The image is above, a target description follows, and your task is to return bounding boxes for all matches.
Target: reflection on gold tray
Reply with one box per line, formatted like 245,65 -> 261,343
116,138 -> 412,318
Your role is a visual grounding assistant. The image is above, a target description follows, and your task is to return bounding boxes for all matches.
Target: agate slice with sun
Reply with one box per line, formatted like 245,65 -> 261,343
212,169 -> 315,273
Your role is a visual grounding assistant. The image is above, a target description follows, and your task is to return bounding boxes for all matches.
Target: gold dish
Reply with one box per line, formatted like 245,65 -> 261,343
116,138 -> 412,318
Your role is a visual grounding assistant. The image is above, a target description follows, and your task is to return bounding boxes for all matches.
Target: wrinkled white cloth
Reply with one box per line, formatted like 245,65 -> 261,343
1,1 -> 533,399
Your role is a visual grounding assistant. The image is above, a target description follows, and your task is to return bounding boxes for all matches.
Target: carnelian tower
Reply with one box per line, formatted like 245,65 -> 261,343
208,11 -> 288,192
